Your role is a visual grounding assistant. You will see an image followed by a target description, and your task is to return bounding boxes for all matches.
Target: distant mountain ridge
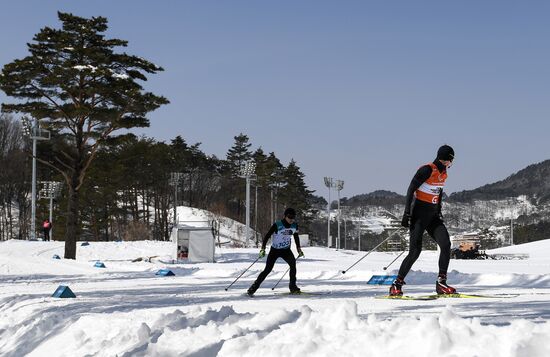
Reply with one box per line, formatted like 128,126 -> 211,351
448,160 -> 550,203
341,190 -> 405,208
310,160 -> 550,246
340,159 -> 550,206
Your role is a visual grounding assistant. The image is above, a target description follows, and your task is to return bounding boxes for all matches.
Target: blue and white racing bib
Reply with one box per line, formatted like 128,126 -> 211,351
271,220 -> 298,249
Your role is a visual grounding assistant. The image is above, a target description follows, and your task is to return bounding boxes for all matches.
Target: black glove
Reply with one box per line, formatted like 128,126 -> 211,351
438,211 -> 444,221
401,213 -> 410,228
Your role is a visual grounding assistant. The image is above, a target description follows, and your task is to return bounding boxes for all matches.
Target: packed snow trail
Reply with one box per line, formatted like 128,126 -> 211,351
2,240 -> 550,356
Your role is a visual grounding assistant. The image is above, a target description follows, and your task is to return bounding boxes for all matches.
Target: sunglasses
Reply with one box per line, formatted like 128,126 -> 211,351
286,216 -> 296,220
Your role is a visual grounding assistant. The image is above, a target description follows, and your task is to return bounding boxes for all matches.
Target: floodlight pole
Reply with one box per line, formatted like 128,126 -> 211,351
328,187 -> 331,247
324,177 -> 333,248
31,127 -> 37,240
246,175 -> 251,246
335,180 -> 344,251
337,186 -> 341,250
240,161 -> 256,247
24,117 -> 49,240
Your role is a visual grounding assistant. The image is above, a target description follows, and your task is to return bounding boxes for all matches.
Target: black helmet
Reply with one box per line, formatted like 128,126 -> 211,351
437,145 -> 455,161
284,207 -> 296,219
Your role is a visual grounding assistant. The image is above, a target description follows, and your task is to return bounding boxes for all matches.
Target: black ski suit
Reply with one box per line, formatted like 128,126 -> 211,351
251,220 -> 301,290
397,160 -> 451,279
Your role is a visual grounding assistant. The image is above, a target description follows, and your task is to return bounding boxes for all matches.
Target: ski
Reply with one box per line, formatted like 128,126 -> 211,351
424,293 -> 519,299
375,295 -> 437,301
376,293 -> 519,300
275,291 -> 332,296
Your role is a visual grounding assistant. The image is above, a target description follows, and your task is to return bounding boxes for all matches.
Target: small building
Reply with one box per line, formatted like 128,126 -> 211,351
299,234 -> 310,247
171,223 -> 216,263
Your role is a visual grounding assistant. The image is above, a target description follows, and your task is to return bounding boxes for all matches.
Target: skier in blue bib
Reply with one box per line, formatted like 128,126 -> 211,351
247,208 -> 304,296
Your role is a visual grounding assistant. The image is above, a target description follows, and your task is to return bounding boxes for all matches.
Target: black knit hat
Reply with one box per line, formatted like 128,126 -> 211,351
437,145 -> 455,161
284,207 -> 296,218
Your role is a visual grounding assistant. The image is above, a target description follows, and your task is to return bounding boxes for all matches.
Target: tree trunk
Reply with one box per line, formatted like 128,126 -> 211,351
64,175 -> 80,259
104,204 -> 110,241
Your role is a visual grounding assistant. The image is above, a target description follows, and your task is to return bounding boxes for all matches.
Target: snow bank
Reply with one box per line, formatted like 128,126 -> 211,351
19,302 -> 550,357
488,238 -> 550,258
221,302 -> 550,357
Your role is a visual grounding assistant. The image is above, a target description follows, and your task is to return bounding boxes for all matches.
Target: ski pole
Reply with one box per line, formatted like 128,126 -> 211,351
383,250 -> 406,270
271,255 -> 302,290
225,256 -> 261,291
341,229 -> 406,274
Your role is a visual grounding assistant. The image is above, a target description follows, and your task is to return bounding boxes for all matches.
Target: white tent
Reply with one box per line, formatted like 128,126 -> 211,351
172,225 -> 215,263
299,234 -> 310,247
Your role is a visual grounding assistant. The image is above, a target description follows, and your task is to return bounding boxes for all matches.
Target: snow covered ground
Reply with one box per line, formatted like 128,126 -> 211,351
2,239 -> 550,356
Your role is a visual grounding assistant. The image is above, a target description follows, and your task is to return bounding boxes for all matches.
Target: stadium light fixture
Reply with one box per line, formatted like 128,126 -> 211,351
324,177 -> 344,249
239,161 -> 256,247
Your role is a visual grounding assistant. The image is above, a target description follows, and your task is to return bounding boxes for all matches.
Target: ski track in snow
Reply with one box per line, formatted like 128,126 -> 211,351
2,240 -> 550,356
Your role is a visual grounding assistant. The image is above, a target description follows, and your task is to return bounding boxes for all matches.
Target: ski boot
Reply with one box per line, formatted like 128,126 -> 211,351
289,285 -> 301,295
389,277 -> 405,296
247,282 -> 259,297
436,274 -> 456,295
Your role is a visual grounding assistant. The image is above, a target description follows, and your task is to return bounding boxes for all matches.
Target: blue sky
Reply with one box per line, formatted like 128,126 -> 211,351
1,1 -> 549,197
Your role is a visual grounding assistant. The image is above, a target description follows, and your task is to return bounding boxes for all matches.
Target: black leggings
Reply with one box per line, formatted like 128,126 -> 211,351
398,201 -> 451,279
253,247 -> 297,289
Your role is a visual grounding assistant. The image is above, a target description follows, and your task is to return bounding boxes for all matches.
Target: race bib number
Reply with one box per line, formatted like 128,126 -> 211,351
272,228 -> 293,249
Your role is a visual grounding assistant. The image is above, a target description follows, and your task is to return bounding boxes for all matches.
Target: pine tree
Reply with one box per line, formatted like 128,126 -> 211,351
279,159 -> 315,228
252,148 -> 268,185
0,12 -> 168,258
224,133 -> 253,219
225,133 -> 252,176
